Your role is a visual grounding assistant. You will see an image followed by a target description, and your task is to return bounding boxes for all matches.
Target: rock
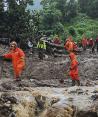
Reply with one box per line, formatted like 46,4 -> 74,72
76,111 -> 97,117
51,97 -> 60,105
1,93 -> 17,104
93,89 -> 98,93
41,105 -> 74,117
91,95 -> 98,101
13,96 -> 37,117
9,112 -> 16,117
1,81 -> 19,91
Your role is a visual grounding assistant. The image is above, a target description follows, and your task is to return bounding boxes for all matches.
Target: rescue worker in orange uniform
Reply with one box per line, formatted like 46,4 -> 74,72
3,41 -> 25,81
69,52 -> 80,86
81,36 -> 87,51
64,36 -> 74,53
53,36 -> 61,45
89,38 -> 95,53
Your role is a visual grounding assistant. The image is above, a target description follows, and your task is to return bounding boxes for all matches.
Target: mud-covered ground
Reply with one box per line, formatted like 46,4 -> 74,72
0,44 -> 98,87
0,45 -> 98,117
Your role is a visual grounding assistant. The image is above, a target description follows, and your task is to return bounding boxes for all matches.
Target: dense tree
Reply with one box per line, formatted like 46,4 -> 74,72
39,0 -> 78,37
0,0 -> 36,42
65,0 -> 78,22
6,0 -> 34,39
41,0 -> 78,22
0,0 -> 5,34
78,0 -> 98,18
40,1 -> 63,35
0,0 -> 98,44
0,0 -> 4,14
78,0 -> 90,13
87,0 -> 98,18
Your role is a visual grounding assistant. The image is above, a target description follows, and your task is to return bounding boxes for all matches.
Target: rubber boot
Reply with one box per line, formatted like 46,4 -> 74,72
72,80 -> 75,86
77,80 -> 80,86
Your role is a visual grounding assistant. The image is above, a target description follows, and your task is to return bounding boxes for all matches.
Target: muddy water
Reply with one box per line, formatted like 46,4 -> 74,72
0,86 -> 96,117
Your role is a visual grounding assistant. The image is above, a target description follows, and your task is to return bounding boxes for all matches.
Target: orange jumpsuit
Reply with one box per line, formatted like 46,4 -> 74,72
69,52 -> 79,80
53,37 -> 61,45
82,38 -> 87,50
4,48 -> 25,79
64,38 -> 74,52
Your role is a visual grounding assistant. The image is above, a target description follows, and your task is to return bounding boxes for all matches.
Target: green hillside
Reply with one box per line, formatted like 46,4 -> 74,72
0,0 -> 98,43
64,14 -> 98,41
38,0 -> 98,42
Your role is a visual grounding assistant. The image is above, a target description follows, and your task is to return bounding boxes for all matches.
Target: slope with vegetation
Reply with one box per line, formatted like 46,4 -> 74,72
0,0 -> 98,44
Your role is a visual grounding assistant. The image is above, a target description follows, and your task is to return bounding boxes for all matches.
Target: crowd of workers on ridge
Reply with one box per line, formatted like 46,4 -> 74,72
0,34 -> 98,86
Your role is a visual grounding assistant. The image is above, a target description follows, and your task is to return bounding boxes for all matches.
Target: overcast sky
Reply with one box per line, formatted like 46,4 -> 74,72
27,0 -> 42,11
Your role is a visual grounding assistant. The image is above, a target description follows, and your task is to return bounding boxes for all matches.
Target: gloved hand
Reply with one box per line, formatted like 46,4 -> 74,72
0,56 -> 4,60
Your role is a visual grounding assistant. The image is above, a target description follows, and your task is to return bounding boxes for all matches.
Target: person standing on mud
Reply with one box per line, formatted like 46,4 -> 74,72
27,39 -> 33,55
95,37 -> 98,52
81,35 -> 87,51
69,52 -> 80,86
53,35 -> 61,45
89,38 -> 95,53
37,38 -> 46,60
2,41 -> 25,81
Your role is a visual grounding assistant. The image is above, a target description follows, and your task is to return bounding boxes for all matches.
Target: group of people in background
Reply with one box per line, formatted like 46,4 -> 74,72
31,34 -> 98,86
36,35 -> 80,86
81,35 -> 98,53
